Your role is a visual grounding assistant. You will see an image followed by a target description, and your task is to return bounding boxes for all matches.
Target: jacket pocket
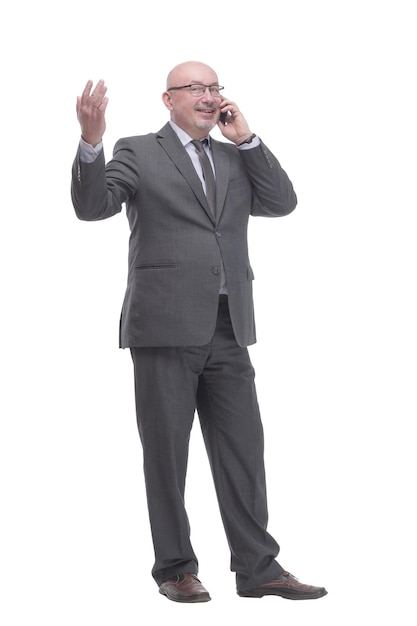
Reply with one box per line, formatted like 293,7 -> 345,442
135,261 -> 177,270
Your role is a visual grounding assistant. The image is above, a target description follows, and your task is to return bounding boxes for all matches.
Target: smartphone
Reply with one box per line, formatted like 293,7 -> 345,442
219,110 -> 228,124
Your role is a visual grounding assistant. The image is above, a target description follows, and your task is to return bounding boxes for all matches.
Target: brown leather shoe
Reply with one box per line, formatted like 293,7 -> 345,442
238,571 -> 327,600
159,573 -> 211,603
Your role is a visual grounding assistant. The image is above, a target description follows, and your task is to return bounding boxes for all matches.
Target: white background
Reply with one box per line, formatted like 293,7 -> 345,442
1,0 -> 416,624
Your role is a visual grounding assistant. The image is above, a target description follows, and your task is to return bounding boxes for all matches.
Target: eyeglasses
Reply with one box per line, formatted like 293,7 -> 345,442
167,84 -> 224,97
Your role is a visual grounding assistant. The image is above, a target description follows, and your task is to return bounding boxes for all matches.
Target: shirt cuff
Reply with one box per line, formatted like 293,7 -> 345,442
79,137 -> 103,163
237,135 -> 260,150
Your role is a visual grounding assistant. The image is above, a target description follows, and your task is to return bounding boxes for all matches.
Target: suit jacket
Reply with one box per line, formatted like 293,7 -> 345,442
71,122 -> 297,348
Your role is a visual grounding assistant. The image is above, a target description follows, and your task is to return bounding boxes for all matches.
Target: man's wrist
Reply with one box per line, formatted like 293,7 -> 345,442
237,133 -> 257,146
237,134 -> 260,150
79,137 -> 103,163
81,135 -> 103,149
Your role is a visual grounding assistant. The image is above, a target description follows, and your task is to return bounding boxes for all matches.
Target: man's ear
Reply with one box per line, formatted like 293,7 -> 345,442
162,91 -> 173,111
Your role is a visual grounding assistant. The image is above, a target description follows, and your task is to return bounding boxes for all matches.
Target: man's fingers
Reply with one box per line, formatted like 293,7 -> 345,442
80,79 -> 107,106
81,79 -> 94,100
99,96 -> 109,113
91,79 -> 107,101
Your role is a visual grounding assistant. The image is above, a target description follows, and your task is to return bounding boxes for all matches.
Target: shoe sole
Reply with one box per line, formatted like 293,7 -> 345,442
238,588 -> 328,600
159,589 -> 211,603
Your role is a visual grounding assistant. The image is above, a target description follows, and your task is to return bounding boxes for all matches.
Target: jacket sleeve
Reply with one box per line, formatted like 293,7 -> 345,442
240,140 -> 297,217
71,139 -> 140,221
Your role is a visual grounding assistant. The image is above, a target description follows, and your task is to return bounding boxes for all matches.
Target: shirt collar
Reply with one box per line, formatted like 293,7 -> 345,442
169,120 -> 211,148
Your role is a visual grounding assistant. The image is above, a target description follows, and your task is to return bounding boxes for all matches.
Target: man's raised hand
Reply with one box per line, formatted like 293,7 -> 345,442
76,79 -> 108,147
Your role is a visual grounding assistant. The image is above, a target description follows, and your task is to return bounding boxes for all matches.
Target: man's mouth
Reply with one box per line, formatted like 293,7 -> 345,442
195,107 -> 216,115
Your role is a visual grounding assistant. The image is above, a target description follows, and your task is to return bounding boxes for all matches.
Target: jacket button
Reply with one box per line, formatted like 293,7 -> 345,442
215,231 -> 222,237
211,266 -> 219,275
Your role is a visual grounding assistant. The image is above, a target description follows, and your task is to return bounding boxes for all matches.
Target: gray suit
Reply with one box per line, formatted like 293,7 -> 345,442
71,122 -> 297,591
72,122 -> 296,348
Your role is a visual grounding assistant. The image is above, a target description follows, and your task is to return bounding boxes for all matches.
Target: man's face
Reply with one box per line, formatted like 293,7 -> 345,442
163,63 -> 222,139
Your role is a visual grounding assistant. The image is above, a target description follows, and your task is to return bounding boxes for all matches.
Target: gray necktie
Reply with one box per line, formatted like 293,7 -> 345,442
191,139 -> 216,218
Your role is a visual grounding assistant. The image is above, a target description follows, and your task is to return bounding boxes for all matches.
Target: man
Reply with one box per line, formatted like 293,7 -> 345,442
71,60 -> 327,603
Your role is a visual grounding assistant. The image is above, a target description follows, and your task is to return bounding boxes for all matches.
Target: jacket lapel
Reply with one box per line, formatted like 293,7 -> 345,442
156,124 -> 215,223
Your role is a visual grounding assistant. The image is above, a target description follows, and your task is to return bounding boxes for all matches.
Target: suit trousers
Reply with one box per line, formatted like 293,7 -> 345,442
130,296 -> 284,590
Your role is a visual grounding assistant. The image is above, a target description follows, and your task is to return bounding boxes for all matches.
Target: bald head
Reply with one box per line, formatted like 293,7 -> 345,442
162,61 -> 222,139
166,61 -> 219,90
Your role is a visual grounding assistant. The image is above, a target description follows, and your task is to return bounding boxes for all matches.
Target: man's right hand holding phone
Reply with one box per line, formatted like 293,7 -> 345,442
217,97 -> 255,147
